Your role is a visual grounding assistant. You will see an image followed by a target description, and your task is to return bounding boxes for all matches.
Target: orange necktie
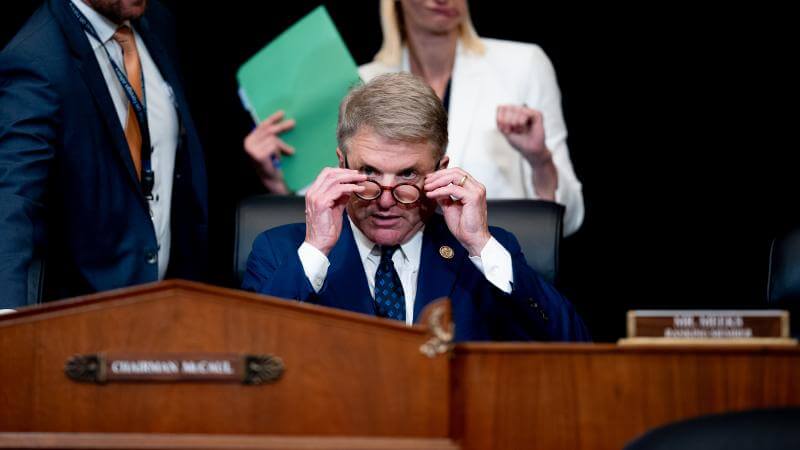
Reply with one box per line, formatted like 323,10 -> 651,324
112,25 -> 143,179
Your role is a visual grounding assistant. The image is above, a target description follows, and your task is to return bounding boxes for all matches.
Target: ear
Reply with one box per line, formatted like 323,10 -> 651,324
438,155 -> 450,170
336,148 -> 345,168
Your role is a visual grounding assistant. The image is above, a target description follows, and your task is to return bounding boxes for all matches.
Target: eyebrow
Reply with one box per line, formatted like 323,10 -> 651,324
359,164 -> 420,175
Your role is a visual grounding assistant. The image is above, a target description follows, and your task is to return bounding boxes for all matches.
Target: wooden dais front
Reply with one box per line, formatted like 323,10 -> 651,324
2,281 -> 800,450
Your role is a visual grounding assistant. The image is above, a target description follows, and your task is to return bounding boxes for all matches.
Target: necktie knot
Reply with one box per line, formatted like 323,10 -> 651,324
112,26 -> 135,52
380,245 -> 400,263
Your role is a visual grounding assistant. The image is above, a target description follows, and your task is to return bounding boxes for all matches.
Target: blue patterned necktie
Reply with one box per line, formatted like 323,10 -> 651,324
373,245 -> 406,321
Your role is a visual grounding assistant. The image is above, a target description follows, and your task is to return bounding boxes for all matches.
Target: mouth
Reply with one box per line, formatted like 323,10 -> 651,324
429,6 -> 458,18
371,214 -> 403,227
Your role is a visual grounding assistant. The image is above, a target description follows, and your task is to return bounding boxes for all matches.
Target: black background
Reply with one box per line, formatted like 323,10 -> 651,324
3,1 -> 797,341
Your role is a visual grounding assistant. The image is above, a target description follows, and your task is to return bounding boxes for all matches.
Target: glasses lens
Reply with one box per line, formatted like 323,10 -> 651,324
356,180 -> 381,200
393,184 -> 420,204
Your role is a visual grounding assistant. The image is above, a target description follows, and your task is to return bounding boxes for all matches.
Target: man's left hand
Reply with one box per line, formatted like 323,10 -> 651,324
424,168 -> 491,256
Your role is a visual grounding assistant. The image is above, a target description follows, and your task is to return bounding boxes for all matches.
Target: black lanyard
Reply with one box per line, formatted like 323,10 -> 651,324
69,1 -> 155,199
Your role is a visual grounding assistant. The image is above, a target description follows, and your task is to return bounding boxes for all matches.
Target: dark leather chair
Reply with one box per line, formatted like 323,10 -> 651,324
767,226 -> 800,337
233,195 -> 564,285
767,226 -> 800,304
624,408 -> 800,450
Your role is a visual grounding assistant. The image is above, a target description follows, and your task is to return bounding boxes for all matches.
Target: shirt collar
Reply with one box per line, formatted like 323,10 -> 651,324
347,216 -> 424,268
71,0 -> 131,49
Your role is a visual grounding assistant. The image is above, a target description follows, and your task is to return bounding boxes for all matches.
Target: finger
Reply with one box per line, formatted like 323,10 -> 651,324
502,106 -> 520,133
244,137 -> 278,174
425,183 -> 470,202
249,112 -> 287,142
511,110 -> 531,133
317,168 -> 367,193
318,183 -> 367,208
424,168 -> 468,189
531,109 -> 544,129
495,106 -> 505,130
251,118 -> 293,142
424,174 -> 464,192
276,138 -> 295,155
262,110 -> 285,126
496,106 -> 511,132
244,127 -> 271,154
266,118 -> 296,136
248,136 -> 279,160
322,168 -> 367,185
425,166 -> 462,181
306,166 -> 338,197
432,174 -> 484,204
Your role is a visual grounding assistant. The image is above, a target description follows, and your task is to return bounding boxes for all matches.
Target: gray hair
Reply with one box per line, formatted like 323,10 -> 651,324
337,72 -> 448,159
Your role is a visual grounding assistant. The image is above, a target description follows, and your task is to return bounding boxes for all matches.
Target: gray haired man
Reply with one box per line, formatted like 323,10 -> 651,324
243,73 -> 589,342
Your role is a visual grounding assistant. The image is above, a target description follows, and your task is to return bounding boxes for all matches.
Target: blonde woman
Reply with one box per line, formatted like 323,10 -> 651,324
245,0 -> 584,235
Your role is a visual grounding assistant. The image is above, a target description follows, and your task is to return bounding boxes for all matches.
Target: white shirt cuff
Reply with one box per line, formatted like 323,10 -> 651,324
297,242 -> 331,293
468,236 -> 513,294
0,309 -> 17,315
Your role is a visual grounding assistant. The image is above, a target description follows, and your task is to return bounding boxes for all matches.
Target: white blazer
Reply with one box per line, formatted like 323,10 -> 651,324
359,38 -> 584,236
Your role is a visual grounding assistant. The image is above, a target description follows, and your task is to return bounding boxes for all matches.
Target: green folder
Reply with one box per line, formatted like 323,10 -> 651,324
236,6 -> 361,192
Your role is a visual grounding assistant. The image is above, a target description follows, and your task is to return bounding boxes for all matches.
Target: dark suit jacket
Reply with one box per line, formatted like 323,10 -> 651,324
242,214 -> 589,342
0,0 -> 208,308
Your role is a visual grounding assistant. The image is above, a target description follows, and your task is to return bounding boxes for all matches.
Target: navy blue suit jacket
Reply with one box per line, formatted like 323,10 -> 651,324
242,214 -> 589,342
0,0 -> 208,307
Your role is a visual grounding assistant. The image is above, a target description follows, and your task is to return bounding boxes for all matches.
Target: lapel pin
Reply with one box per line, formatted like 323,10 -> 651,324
439,245 -> 454,259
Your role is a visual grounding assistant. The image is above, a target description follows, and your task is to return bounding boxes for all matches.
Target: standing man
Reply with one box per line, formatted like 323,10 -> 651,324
0,0 -> 208,309
243,73 -> 588,342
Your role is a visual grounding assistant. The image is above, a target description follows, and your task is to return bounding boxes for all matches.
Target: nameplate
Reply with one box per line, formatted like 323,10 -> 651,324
624,310 -> 792,344
65,353 -> 284,385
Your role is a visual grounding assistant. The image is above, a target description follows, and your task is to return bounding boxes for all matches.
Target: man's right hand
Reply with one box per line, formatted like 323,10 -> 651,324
304,168 -> 367,256
243,110 -> 296,194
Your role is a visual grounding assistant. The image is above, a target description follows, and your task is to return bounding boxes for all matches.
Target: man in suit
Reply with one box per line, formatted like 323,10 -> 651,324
243,73 -> 588,342
0,0 -> 208,309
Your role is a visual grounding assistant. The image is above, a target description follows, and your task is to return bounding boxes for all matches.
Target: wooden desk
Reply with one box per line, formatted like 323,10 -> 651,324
1,281 -> 798,449
452,343 -> 800,449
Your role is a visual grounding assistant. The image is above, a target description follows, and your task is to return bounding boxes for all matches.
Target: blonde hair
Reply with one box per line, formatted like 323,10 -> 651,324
373,0 -> 485,66
337,73 -> 448,159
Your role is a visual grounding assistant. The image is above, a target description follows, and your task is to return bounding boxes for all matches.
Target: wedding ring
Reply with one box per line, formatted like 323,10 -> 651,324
457,174 -> 468,187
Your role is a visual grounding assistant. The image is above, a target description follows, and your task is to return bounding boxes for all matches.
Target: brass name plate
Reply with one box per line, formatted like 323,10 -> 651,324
65,353 -> 283,385
625,310 -> 791,342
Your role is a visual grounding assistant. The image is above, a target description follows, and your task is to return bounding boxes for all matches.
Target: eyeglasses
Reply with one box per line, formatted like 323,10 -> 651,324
343,153 -> 441,205
355,180 -> 422,204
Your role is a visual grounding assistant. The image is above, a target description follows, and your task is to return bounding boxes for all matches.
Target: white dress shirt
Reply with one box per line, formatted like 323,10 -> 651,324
71,0 -> 178,280
297,217 -> 514,325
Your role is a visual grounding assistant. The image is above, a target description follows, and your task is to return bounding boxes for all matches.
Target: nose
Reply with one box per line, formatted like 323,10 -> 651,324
376,187 -> 396,209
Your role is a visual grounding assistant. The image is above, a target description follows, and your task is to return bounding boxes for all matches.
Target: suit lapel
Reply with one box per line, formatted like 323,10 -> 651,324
324,218 -> 376,315
50,0 -> 146,207
446,43 -> 485,168
414,215 -> 467,322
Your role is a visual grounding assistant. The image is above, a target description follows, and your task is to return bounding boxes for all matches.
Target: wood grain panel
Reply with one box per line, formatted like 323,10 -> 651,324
0,281 -> 449,436
451,343 -> 800,450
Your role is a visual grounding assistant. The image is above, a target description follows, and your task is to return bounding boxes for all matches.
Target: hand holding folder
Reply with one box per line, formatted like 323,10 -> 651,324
237,6 -> 361,192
